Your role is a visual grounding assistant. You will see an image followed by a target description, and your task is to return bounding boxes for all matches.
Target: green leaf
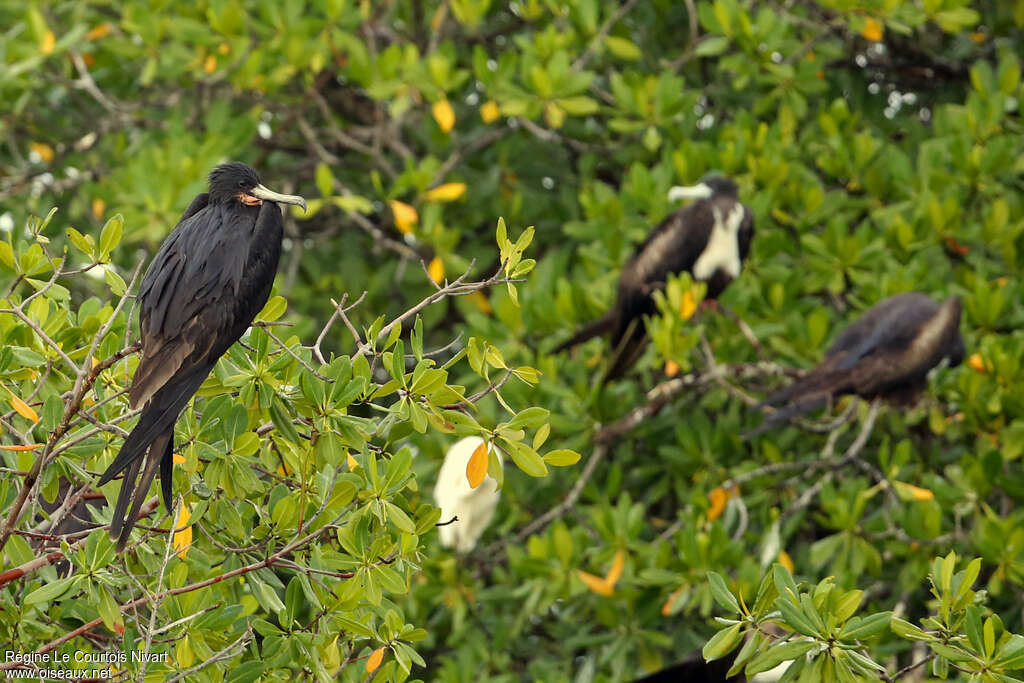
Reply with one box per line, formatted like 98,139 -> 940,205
702,622 -> 743,661
104,266 -> 126,296
66,227 -> 95,258
707,572 -> 740,613
98,214 -> 123,258
604,36 -> 643,60
384,501 -> 416,533
25,576 -> 78,605
840,611 -> 892,641
695,36 -> 730,57
0,241 -> 14,269
746,641 -> 816,676
258,295 -> 288,322
504,439 -> 548,477
543,449 -> 581,467
890,616 -> 933,641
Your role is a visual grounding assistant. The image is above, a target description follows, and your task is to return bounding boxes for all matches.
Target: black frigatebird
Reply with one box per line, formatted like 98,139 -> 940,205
751,292 -> 965,435
97,162 -> 306,551
554,176 -> 755,381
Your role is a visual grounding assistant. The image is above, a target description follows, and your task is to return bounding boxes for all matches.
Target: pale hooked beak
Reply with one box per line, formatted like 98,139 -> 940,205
251,184 -> 308,212
667,183 -> 713,202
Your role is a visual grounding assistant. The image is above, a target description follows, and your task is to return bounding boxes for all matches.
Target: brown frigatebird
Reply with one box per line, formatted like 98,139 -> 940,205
97,162 -> 306,551
553,176 -> 755,381
751,292 -> 965,435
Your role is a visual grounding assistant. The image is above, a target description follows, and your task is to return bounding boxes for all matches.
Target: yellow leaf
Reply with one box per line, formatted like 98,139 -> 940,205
469,291 -> 492,315
969,32 -> 986,43
968,353 -> 986,373
0,443 -> 42,451
30,142 -> 54,163
432,98 -> 455,133
778,550 -> 795,574
861,16 -> 883,42
466,441 -> 489,489
86,23 -> 111,41
366,646 -> 385,673
680,289 -> 697,320
707,487 -> 730,522
664,360 -> 680,377
424,182 -> 467,202
8,394 -> 39,424
389,200 -> 418,234
173,452 -> 186,465
894,481 -> 935,501
605,549 -> 625,586
428,256 -> 445,283
661,587 -> 682,616
577,570 -> 613,597
173,505 -> 192,559
480,100 -> 501,124
347,452 -> 359,471
41,31 -> 56,55
218,42 -> 230,55
203,55 -> 217,74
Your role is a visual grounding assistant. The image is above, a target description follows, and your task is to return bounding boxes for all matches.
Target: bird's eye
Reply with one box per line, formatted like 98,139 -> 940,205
238,180 -> 247,188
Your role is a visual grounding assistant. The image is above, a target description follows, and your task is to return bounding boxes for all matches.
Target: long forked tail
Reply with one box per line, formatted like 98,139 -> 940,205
551,311 -> 616,354
98,365 -> 210,550
602,317 -> 648,383
107,430 -> 172,551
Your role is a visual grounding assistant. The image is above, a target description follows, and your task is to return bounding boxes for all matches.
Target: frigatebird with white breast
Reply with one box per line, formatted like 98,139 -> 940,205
97,162 -> 306,551
554,176 -> 755,381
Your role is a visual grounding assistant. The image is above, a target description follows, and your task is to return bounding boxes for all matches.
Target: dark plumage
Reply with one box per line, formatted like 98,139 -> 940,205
554,177 -> 754,381
97,162 -> 306,551
752,292 -> 965,435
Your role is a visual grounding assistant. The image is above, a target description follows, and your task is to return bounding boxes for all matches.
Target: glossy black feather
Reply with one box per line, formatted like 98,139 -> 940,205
555,181 -> 754,382
98,163 -> 291,551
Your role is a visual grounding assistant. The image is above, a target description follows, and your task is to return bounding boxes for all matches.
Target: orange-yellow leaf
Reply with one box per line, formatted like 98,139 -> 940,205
466,441 -> 489,489
968,353 -> 986,373
366,646 -> 385,673
347,452 -> 359,471
577,570 -> 613,597
661,587 -> 682,616
432,98 -> 455,133
173,505 -> 192,559
469,291 -> 491,315
41,31 -> 56,55
9,395 -> 39,424
203,55 -> 217,74
680,289 -> 697,320
997,276 -> 1008,287
480,100 -> 501,124
80,52 -> 95,67
30,142 -> 54,163
0,443 -> 42,451
605,549 -> 625,586
861,16 -> 883,42
172,452 -> 186,465
428,256 -> 445,283
424,182 -> 467,202
664,360 -> 680,377
778,550 -> 795,574
389,200 -> 418,234
969,31 -> 986,43
91,198 -> 106,219
218,42 -> 230,55
707,487 -> 730,522
86,23 -> 111,41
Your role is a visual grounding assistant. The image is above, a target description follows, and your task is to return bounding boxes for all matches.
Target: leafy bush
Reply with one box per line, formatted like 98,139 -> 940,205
1,0 -> 1023,681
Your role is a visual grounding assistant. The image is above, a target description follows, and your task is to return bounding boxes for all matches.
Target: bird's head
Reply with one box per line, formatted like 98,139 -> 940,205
208,162 -> 307,212
667,175 -> 739,202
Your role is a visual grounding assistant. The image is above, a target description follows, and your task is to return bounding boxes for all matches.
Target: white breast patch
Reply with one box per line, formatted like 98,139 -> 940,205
692,204 -> 744,282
